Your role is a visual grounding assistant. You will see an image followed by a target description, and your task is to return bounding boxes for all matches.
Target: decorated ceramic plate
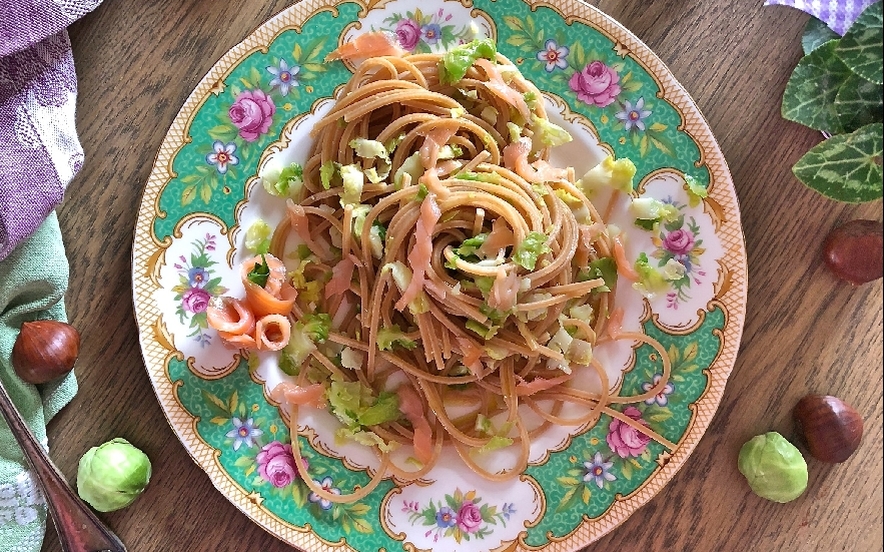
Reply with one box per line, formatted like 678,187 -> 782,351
133,0 -> 746,550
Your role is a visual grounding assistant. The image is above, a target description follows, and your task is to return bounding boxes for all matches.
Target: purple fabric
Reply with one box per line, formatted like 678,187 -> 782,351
0,0 -> 102,262
764,0 -> 879,35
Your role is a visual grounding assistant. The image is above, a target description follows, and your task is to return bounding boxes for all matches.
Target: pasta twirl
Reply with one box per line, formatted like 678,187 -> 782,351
209,39 -> 675,503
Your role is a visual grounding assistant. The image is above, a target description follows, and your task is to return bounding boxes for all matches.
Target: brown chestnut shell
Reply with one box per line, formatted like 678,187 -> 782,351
11,320 -> 81,384
793,394 -> 863,463
822,219 -> 883,285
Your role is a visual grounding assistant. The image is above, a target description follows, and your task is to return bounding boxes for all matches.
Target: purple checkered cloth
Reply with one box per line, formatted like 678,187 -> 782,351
764,0 -> 879,35
0,0 -> 102,262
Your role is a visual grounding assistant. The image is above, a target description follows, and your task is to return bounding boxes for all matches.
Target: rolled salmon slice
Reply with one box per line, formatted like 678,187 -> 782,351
206,296 -> 256,336
240,253 -> 288,296
255,314 -> 291,351
217,330 -> 258,350
239,253 -> 298,317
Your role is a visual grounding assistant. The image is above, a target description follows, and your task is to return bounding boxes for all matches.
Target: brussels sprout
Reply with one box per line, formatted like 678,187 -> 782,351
76,438 -> 152,512
738,432 -> 808,503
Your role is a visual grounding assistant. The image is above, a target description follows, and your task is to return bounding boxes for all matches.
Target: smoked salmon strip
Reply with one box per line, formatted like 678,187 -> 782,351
240,253 -> 298,317
255,314 -> 292,351
206,296 -> 256,336
270,381 -> 327,409
325,31 -> 406,62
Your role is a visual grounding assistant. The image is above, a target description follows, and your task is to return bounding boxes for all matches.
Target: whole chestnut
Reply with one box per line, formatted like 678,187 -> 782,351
793,394 -> 863,463
11,320 -> 81,384
822,219 -> 883,285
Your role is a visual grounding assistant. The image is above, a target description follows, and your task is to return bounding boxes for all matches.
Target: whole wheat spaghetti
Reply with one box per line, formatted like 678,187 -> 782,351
207,38 -> 675,504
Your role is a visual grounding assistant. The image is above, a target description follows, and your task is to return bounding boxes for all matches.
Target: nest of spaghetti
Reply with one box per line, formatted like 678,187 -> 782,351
207,39 -> 674,504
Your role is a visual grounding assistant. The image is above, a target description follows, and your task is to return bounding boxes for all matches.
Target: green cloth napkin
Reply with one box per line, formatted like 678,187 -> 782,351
0,213 -> 78,551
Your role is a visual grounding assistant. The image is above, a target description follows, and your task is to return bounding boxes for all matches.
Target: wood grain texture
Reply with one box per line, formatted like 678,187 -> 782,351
41,0 -> 882,551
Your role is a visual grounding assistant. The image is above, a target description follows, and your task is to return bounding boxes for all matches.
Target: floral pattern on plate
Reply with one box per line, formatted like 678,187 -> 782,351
153,218 -> 243,379
168,232 -> 227,346
380,8 -> 476,52
386,472 -> 541,551
342,0 -> 494,60
403,489 -> 515,544
606,171 -> 725,330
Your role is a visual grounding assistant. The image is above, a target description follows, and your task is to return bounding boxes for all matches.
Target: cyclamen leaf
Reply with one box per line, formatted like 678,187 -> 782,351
782,40 -> 853,133
835,73 -> 884,132
792,123 -> 883,203
802,17 -> 839,55
835,1 -> 883,84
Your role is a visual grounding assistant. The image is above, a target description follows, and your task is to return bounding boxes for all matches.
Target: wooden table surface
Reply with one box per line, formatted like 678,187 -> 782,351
39,0 -> 882,550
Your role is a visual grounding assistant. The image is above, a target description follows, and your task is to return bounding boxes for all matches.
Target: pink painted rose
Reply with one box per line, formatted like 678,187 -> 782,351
606,406 -> 651,458
569,61 -> 621,107
663,229 -> 694,255
395,19 -> 422,51
256,441 -> 307,488
456,501 -> 483,533
181,288 -> 210,313
228,89 -> 275,142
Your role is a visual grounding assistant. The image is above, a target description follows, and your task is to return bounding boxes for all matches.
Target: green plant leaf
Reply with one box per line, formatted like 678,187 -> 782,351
249,67 -> 262,88
351,516 -> 373,534
200,182 -> 213,204
181,184 -> 197,206
302,62 -> 326,73
802,17 -> 839,55
682,341 -> 698,363
303,36 -> 328,64
835,73 -> 884,131
207,124 -> 237,142
835,1 -> 883,84
506,35 -> 529,47
503,15 -> 524,32
233,456 -> 253,469
571,41 -> 586,68
201,390 -> 229,415
649,134 -> 675,156
555,485 -> 579,512
525,13 -> 536,35
782,40 -> 853,133
292,483 -> 305,507
792,122 -> 883,202
348,503 -> 371,516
